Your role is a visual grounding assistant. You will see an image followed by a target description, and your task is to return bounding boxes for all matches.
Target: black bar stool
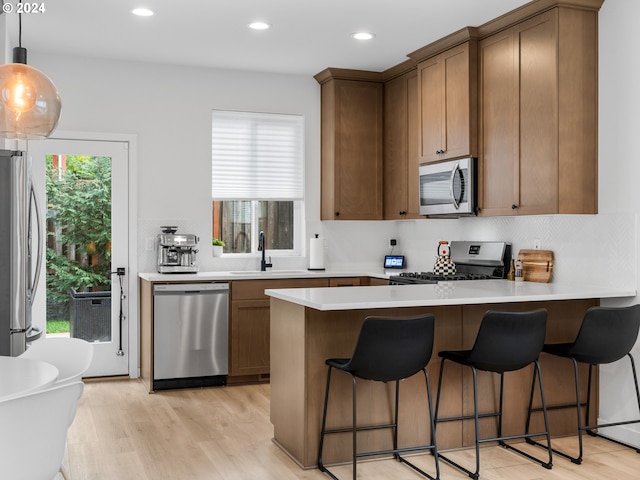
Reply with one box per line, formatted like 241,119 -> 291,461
318,314 -> 440,480
434,309 -> 552,479
526,304 -> 640,464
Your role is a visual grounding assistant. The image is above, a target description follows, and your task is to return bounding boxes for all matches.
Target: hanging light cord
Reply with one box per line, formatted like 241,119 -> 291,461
12,0 -> 28,64
18,0 -> 22,48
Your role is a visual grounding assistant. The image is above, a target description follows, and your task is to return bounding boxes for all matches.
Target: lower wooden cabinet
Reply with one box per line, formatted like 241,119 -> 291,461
229,277 -> 381,379
229,278 -> 329,380
329,277 -> 362,287
230,299 -> 271,376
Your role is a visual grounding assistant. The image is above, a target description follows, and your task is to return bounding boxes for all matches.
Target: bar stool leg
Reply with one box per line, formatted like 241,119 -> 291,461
499,362 -> 553,469
318,366 -> 338,480
583,355 -> 640,454
472,366 -> 480,480
425,370 -> 441,480
535,360 -> 554,468
497,372 -> 505,446
394,380 -> 400,461
351,375 -> 357,480
574,359 -> 585,463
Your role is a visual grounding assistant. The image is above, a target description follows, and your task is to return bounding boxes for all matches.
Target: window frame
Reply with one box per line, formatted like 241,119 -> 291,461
211,110 -> 305,258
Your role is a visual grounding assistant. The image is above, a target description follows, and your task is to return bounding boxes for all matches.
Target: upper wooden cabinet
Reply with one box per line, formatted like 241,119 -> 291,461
409,30 -> 478,164
315,69 -> 384,220
384,68 -> 421,219
478,6 -> 598,215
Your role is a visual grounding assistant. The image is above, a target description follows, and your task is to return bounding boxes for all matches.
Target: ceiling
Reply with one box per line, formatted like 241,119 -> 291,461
7,0 -> 531,76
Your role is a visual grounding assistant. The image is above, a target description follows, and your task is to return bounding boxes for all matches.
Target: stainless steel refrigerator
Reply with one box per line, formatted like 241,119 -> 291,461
0,150 -> 43,356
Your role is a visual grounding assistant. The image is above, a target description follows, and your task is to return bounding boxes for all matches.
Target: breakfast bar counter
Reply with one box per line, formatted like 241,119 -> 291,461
266,281 -> 635,469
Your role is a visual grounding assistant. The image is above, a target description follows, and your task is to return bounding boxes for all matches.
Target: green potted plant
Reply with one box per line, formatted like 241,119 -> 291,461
212,238 -> 225,257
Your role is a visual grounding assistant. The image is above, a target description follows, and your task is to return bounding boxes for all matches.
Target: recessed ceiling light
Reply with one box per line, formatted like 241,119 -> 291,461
131,8 -> 155,17
248,22 -> 271,30
352,32 -> 375,40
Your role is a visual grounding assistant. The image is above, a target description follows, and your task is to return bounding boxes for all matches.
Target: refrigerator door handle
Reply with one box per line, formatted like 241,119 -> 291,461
28,183 -> 43,304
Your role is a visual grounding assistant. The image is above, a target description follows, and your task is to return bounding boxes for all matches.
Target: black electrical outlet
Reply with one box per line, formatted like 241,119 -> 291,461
116,267 -> 125,276
390,239 -> 397,246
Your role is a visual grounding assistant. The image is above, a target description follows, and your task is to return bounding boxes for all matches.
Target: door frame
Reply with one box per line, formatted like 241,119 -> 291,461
28,131 -> 139,379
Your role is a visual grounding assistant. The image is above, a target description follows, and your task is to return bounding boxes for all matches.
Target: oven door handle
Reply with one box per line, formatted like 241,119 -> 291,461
449,163 -> 460,210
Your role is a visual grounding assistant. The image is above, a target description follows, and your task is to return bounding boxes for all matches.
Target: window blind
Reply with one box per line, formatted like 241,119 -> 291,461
212,110 -> 304,200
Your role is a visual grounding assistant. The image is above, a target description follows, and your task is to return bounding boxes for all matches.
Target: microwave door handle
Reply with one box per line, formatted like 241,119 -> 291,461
449,163 -> 460,210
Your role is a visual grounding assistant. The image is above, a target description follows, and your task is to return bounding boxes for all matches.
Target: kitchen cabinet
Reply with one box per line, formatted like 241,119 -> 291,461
229,278 -> 329,381
329,277 -> 362,287
383,68 -> 421,219
478,6 -> 598,216
410,34 -> 478,164
315,69 -> 384,220
366,277 -> 391,286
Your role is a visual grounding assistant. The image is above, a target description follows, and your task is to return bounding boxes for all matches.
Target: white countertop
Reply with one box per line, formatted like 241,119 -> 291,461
265,279 -> 636,311
139,269 -> 390,282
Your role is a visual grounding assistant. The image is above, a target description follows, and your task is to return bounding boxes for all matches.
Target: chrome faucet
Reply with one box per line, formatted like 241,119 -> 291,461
258,230 -> 272,271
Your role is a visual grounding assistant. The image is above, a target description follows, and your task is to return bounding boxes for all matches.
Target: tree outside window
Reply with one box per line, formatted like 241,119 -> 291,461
45,155 -> 112,317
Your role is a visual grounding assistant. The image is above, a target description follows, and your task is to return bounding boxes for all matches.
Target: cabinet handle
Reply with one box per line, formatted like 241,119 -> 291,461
399,211 -> 406,215
511,204 -> 518,210
435,149 -> 442,154
335,212 -> 340,216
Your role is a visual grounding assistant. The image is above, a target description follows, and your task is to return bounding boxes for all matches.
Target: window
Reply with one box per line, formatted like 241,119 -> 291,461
211,110 -> 304,255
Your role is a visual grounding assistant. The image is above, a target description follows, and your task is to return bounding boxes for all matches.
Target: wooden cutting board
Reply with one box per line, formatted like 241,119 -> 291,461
517,249 -> 554,283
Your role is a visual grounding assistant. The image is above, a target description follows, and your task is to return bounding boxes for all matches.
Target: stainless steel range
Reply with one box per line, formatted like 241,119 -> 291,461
389,241 -> 511,285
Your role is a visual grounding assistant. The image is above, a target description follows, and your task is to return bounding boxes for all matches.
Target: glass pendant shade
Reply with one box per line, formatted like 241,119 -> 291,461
0,47 -> 61,140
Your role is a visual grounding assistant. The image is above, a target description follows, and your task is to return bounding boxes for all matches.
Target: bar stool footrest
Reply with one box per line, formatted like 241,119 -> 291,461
500,441 -> 552,469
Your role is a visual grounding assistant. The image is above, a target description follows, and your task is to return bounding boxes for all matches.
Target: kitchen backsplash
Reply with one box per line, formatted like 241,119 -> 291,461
323,212 -> 636,289
139,212 -> 635,289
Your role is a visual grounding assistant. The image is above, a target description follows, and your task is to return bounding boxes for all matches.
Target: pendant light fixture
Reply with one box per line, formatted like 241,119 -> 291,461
0,1 -> 61,139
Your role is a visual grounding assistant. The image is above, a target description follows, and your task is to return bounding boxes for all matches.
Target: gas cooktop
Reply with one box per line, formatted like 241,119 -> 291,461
389,272 -> 493,285
388,241 -> 511,285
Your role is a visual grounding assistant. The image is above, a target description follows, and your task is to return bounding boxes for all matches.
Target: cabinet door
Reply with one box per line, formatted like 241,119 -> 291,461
479,28 -> 519,215
517,10 -> 559,214
230,299 -> 271,376
419,43 -> 476,164
479,10 -> 559,216
322,79 -> 383,220
442,43 -> 475,160
418,56 -> 443,163
384,70 -> 420,219
229,278 -> 329,378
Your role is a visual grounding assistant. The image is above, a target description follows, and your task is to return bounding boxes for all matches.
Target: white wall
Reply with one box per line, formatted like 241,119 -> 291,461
595,0 -> 640,447
29,53 -> 322,273
29,0 -> 640,446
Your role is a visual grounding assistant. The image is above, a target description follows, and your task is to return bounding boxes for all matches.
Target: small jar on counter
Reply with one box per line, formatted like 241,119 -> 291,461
515,259 -> 524,282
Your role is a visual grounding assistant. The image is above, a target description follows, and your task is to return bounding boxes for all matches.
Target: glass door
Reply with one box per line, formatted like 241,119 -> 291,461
28,139 -> 129,377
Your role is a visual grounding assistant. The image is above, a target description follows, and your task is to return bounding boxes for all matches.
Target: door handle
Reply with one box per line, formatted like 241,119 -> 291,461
449,163 -> 460,210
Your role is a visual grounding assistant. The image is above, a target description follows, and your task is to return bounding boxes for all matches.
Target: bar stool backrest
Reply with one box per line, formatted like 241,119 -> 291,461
344,314 -> 435,382
569,304 -> 640,364
467,309 -> 547,373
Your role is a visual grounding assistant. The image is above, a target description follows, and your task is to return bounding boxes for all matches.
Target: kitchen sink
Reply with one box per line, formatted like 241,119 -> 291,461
228,270 -> 309,275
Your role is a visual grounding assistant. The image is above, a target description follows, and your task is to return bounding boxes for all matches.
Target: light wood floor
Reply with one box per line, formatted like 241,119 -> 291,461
58,377 -> 640,479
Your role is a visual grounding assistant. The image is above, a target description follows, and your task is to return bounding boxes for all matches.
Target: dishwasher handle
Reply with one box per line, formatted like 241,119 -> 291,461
153,283 -> 229,295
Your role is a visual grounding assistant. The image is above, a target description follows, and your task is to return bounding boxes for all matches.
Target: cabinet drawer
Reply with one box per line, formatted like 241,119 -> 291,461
329,277 -> 362,287
232,278 -> 329,300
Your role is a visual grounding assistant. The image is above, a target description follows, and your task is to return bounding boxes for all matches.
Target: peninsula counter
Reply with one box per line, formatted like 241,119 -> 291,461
266,280 -> 635,469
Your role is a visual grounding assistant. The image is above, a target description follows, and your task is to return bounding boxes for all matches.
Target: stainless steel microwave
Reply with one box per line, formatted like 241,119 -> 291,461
419,157 -> 477,217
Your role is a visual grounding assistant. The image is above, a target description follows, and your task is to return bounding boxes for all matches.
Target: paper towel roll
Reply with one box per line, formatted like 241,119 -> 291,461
309,235 -> 325,270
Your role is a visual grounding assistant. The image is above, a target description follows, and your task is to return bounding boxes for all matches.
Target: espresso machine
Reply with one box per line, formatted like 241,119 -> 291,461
156,226 -> 200,273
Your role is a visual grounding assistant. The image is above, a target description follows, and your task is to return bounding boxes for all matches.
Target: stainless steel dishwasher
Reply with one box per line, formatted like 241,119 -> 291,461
153,283 -> 229,390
